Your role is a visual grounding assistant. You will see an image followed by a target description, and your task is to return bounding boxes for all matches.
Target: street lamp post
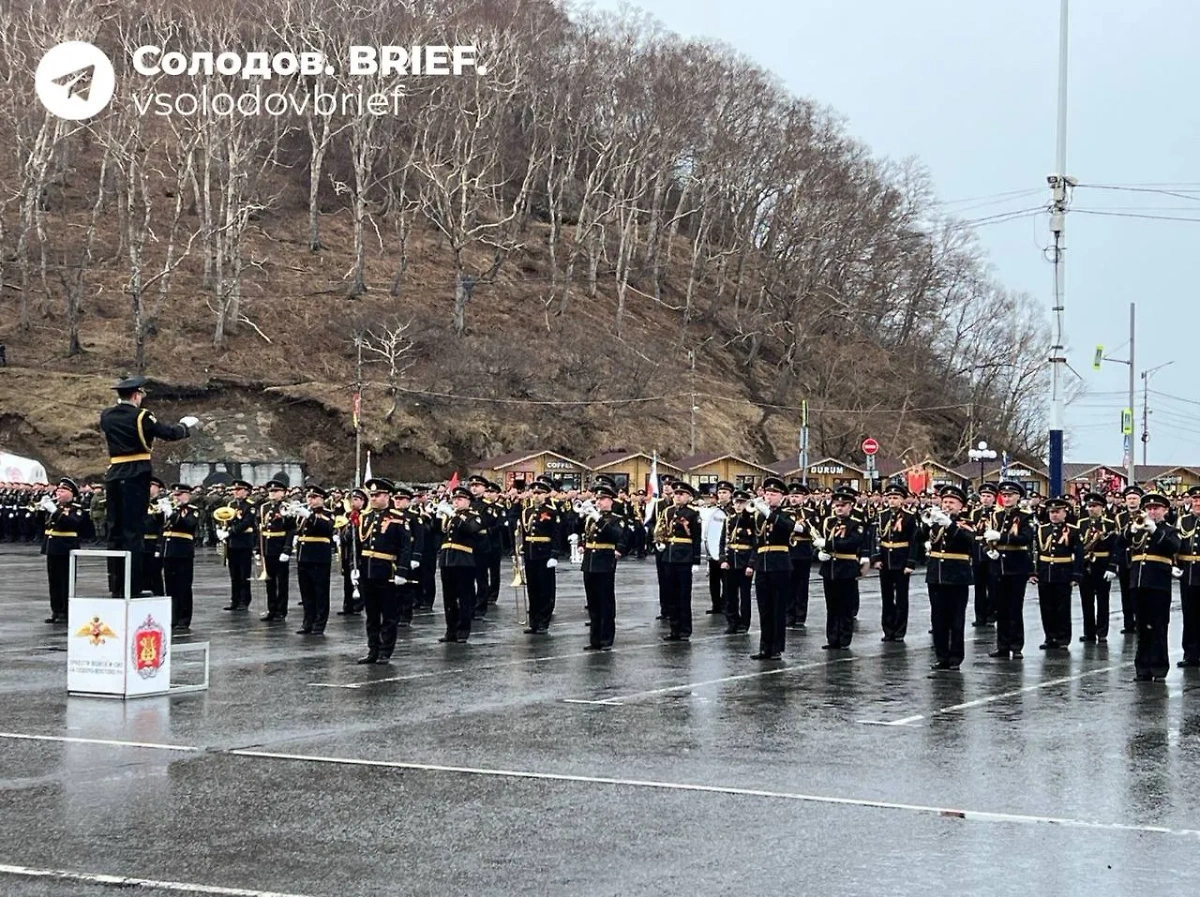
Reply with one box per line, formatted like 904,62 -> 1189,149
968,440 -> 998,490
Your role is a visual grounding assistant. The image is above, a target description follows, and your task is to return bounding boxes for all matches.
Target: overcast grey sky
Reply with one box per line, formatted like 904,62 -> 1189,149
599,0 -> 1200,466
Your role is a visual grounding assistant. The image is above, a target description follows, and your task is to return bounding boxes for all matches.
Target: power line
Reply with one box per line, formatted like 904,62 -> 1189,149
1076,183 -> 1200,203
1073,209 -> 1200,223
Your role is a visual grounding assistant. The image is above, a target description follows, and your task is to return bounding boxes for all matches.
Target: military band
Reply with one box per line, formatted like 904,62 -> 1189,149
580,484 -> 628,649
42,478 -> 83,625
162,483 -> 198,631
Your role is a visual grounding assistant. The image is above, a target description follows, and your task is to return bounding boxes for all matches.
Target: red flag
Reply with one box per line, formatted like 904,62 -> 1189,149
446,471 -> 459,491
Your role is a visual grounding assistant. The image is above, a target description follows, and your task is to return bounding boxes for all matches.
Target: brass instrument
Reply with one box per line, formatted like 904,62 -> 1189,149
1082,521 -> 1104,563
212,503 -> 237,565
653,500 -> 671,547
510,511 -> 527,624
1131,511 -> 1147,530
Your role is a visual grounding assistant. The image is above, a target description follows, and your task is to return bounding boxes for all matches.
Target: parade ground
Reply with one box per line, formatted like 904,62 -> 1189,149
1,543 -> 1198,896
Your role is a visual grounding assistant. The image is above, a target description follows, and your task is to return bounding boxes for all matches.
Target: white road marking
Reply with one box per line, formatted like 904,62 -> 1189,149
226,748 -> 1200,840
0,863 -> 319,897
861,662 -> 1134,726
0,732 -> 201,752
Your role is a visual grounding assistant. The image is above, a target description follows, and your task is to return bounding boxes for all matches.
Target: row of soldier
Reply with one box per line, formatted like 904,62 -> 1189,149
26,465 -> 1199,680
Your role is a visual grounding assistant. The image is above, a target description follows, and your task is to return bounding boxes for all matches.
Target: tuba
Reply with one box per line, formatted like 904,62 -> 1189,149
213,503 -> 237,564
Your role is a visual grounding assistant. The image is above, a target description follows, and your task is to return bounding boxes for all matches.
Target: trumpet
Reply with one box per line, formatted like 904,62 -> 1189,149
573,498 -> 598,518
1130,511 -> 1147,530
281,499 -> 307,517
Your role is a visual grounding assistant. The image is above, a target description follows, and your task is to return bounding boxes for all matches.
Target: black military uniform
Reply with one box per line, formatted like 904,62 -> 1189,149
1114,485 -> 1144,633
986,482 -> 1036,659
752,478 -> 794,660
969,483 -> 1000,626
660,481 -> 701,641
221,481 -> 257,610
581,485 -> 628,649
416,486 -> 440,609
909,484 -> 976,670
482,483 -> 505,608
357,478 -> 413,664
817,488 -> 865,650
142,477 -> 168,597
391,486 -> 425,626
1126,492 -> 1182,680
258,480 -> 297,621
1077,492 -> 1118,643
720,490 -> 759,634
99,375 -> 191,597
294,486 -> 335,635
1032,498 -> 1082,650
647,485 -> 674,620
337,489 -> 367,615
1175,488 -> 1200,667
786,483 -> 815,628
872,485 -> 918,641
439,485 -> 484,642
42,478 -> 83,624
520,479 -> 563,634
161,484 -> 199,630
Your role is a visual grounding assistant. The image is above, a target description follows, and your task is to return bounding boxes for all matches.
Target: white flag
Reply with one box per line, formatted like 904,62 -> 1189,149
363,450 -> 373,483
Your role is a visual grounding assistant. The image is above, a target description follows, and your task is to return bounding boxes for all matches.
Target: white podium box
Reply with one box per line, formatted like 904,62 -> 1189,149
66,550 -> 172,699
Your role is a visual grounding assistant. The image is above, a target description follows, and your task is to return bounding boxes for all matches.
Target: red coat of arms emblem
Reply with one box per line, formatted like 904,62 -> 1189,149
132,615 -> 167,678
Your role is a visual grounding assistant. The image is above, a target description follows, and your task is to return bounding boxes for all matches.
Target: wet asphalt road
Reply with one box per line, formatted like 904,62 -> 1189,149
1,543 -> 1199,896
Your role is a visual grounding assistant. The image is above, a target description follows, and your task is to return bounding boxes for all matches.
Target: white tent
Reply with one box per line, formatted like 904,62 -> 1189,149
0,451 -> 48,484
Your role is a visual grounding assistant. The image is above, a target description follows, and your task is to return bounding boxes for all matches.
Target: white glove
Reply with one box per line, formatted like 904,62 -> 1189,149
817,550 -> 832,562
216,527 -> 229,542
793,521 -> 807,533
812,536 -> 827,550
332,533 -> 341,547
932,509 -> 952,527
924,541 -> 932,554
179,415 -> 199,429
655,542 -> 666,552
278,553 -> 289,562
410,560 -> 420,569
295,505 -> 311,519
350,569 -> 360,585
986,549 -> 1000,560
1173,566 -> 1184,579
568,533 -> 579,544
435,500 -> 454,519
546,558 -> 558,569
692,564 -> 702,572
157,497 -> 172,515
393,575 -> 405,585
1144,517 -> 1157,534
1103,570 -> 1116,582
38,496 -> 57,513
587,507 -> 602,523
984,528 -> 1001,543
859,557 -> 870,567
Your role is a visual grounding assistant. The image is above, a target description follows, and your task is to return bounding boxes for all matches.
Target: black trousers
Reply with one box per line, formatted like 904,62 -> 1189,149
265,557 -> 290,616
143,551 -> 164,597
1038,580 -> 1072,646
362,579 -> 399,657
227,549 -> 253,608
879,568 -> 909,638
298,564 -> 330,632
723,566 -> 752,629
662,564 -> 693,637
755,569 -> 789,655
106,472 -> 150,597
993,575 -> 1026,652
584,571 -> 616,647
1118,567 -> 1136,630
708,560 -> 723,611
397,581 -> 419,624
1079,574 -> 1111,640
929,583 -> 969,665
1133,587 -> 1171,678
972,561 -> 995,623
523,556 -> 556,631
47,554 -> 70,616
1180,584 -> 1200,663
163,557 -> 194,626
420,557 -> 437,607
474,559 -> 489,614
787,561 -> 811,624
823,578 -> 857,648
655,554 -> 669,616
486,553 -> 501,604
441,566 -> 475,639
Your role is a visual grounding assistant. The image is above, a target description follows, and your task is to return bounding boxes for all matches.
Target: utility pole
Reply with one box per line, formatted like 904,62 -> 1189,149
1141,360 -> 1175,467
688,349 -> 697,455
1046,0 -> 1073,499
354,333 -> 363,487
1095,302 -> 1136,486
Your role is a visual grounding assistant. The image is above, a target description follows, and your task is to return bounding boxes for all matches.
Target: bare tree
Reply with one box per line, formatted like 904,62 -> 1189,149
361,316 -> 416,421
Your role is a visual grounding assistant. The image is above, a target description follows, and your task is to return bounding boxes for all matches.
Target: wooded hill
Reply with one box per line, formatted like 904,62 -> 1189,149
0,0 -> 1050,481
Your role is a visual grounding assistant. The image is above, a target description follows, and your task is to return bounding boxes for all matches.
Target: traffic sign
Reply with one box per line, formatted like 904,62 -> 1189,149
862,438 -> 879,456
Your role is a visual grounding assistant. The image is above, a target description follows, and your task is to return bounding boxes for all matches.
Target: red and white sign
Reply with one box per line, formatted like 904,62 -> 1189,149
861,438 -> 879,456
